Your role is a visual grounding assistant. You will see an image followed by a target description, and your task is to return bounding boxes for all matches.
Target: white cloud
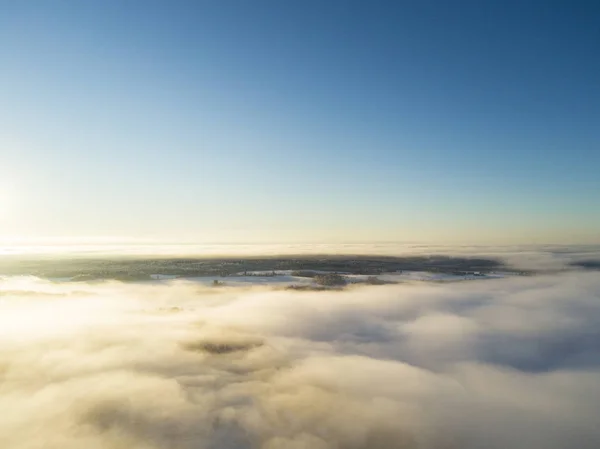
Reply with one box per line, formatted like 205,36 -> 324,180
0,273 -> 599,448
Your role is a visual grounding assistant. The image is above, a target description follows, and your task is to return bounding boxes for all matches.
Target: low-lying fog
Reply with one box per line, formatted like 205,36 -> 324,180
0,272 -> 599,448
3,242 -> 600,271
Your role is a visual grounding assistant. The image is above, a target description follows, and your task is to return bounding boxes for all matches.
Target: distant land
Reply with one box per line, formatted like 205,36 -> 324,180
571,260 -> 600,270
0,255 -> 527,282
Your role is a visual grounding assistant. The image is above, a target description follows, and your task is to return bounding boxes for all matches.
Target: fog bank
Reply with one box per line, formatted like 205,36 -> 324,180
0,273 -> 599,448
3,242 -> 600,271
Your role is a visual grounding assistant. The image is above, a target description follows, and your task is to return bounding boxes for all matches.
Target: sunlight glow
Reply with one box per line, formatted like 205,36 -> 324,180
0,190 -> 11,216
0,181 -> 18,220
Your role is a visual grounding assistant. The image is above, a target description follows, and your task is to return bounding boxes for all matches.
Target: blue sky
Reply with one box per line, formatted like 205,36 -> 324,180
1,0 -> 599,244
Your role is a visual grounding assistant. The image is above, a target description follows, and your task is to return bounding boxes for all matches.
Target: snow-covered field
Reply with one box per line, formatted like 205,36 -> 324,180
37,270 -> 517,286
144,270 -> 514,287
351,271 -> 512,283
183,274 -> 314,287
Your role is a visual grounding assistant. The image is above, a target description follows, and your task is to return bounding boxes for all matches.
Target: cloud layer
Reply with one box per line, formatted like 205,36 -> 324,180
0,273 -> 599,448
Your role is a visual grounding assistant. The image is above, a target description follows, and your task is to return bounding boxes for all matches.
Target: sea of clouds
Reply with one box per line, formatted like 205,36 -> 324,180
0,272 -> 599,448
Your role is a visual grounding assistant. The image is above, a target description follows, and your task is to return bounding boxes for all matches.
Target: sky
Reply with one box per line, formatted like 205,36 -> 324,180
1,0 -> 599,245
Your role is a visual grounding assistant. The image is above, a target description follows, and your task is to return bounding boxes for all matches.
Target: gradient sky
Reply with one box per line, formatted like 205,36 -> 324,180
1,0 -> 599,245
